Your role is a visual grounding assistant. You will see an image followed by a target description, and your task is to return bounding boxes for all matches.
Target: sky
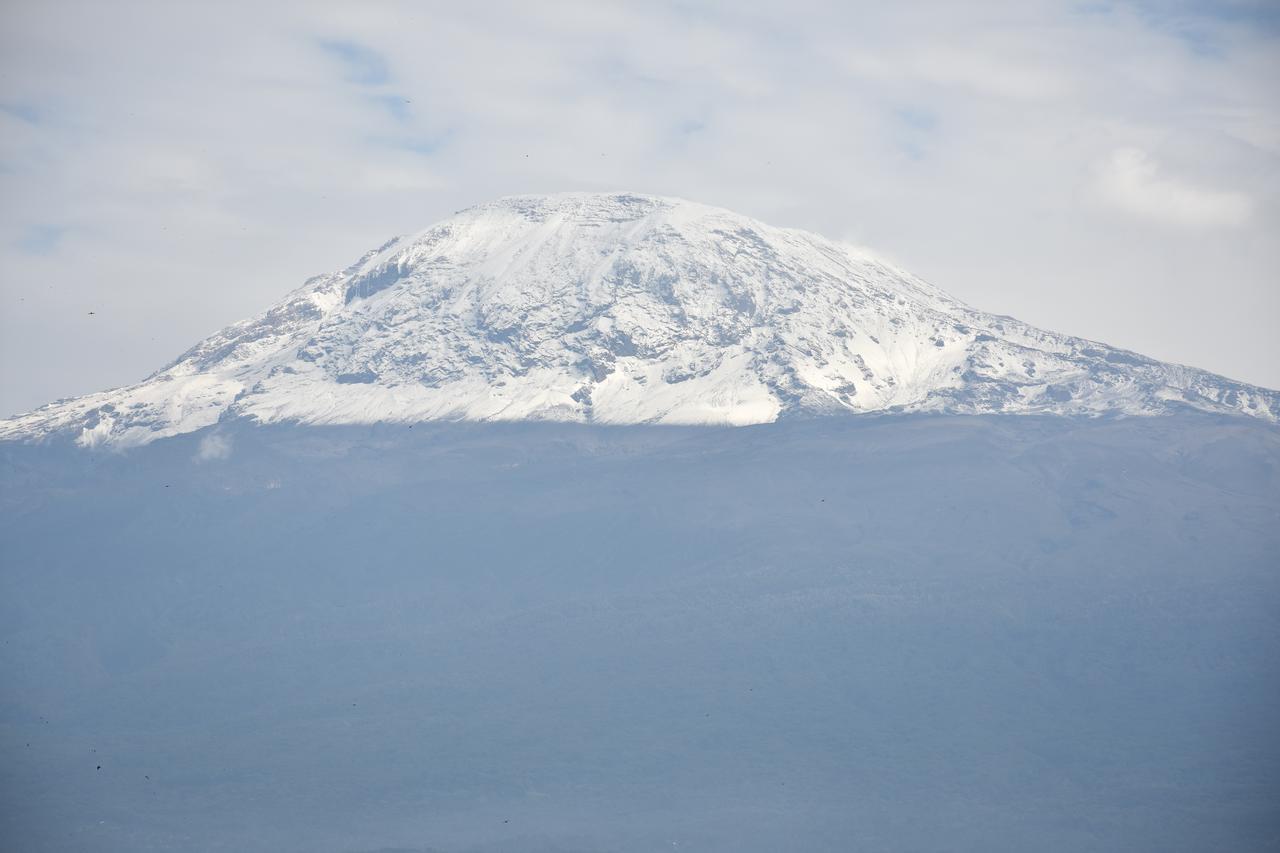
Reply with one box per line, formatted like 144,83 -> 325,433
1,0 -> 1277,417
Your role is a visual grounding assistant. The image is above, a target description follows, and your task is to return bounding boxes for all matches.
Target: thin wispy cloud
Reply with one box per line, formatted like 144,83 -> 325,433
1096,147 -> 1253,227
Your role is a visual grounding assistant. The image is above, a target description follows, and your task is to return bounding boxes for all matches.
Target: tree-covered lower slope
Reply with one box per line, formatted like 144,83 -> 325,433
1,413 -> 1278,852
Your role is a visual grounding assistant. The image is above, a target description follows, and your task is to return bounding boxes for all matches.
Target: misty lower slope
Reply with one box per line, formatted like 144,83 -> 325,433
1,414 -> 1278,852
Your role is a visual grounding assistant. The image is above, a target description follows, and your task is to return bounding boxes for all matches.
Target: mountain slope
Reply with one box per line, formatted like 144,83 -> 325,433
3,415 -> 1279,852
4,192 -> 1276,447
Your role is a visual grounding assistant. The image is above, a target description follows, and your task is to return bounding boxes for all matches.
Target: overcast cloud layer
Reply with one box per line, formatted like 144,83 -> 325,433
1,0 -> 1277,417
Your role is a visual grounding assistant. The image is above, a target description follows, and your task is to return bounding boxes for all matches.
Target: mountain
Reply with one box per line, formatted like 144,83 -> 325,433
2,192 -> 1276,447
4,194 -> 1280,851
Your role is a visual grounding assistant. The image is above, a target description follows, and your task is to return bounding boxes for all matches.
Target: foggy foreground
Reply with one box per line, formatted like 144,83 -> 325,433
1,413 -> 1277,852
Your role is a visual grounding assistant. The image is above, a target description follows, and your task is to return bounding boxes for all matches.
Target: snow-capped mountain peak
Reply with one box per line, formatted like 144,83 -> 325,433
4,192 -> 1277,447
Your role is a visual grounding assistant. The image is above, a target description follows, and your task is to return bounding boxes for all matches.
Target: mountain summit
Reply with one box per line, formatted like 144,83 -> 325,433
4,192 -> 1276,446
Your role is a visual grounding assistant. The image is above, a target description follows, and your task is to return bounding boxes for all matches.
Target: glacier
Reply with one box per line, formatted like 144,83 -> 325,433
2,193 -> 1276,447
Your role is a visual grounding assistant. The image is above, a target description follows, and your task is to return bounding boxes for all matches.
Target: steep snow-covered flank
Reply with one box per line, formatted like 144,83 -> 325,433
4,192 -> 1277,447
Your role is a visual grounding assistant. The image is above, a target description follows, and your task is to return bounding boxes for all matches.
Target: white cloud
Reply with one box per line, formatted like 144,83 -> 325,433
1095,147 -> 1253,227
195,432 -> 232,462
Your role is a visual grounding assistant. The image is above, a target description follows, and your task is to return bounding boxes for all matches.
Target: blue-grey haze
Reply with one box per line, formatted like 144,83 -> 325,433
2,413 -> 1277,851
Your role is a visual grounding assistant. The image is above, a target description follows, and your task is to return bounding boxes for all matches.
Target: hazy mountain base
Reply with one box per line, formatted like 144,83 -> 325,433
0,414 -> 1277,852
